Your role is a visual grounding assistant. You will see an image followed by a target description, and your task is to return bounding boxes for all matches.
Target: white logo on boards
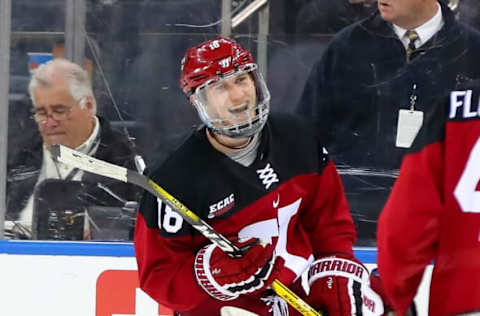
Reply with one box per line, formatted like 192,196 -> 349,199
111,288 -> 159,316
256,163 -> 279,190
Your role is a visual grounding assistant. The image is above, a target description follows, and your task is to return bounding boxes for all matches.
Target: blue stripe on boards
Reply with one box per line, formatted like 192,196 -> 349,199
0,240 -> 377,263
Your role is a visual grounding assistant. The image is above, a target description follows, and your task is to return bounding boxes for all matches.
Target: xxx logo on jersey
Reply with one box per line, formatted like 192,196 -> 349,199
256,163 -> 279,189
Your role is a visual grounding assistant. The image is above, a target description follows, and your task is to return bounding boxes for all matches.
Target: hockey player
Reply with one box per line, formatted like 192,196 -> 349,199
134,37 -> 383,315
377,83 -> 480,316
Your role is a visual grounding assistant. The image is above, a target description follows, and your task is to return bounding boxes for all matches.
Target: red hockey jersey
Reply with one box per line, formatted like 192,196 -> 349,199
134,113 -> 356,315
378,87 -> 480,316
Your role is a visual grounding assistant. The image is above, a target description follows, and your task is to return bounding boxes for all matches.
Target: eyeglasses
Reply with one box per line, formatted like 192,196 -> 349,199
31,105 -> 74,124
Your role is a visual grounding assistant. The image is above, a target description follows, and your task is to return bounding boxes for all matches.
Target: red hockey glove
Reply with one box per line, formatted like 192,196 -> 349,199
307,256 -> 384,316
194,238 -> 282,301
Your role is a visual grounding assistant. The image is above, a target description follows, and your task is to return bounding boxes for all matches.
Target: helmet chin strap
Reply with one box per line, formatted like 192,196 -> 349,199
207,128 -> 254,151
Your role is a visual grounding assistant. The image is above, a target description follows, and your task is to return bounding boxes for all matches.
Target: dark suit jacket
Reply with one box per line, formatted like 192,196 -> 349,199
297,1 -> 480,169
296,1 -> 480,245
6,116 -> 142,223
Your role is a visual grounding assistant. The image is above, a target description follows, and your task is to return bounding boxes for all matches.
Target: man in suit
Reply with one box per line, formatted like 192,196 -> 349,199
297,0 -> 480,245
6,58 -> 140,240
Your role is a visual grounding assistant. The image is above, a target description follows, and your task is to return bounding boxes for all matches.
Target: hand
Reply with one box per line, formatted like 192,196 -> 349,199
194,238 -> 282,301
307,255 -> 384,316
369,269 -> 417,316
369,268 -> 393,313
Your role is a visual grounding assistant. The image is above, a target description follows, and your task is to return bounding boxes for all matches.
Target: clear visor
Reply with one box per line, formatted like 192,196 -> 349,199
192,63 -> 270,138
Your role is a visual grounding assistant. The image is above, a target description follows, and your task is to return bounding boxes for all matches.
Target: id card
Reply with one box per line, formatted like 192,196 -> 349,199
395,109 -> 423,148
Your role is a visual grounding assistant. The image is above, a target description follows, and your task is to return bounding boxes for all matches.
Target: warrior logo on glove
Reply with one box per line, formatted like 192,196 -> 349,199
307,256 -> 384,316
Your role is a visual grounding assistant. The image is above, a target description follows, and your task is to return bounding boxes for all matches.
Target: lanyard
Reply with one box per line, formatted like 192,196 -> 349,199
410,83 -> 418,111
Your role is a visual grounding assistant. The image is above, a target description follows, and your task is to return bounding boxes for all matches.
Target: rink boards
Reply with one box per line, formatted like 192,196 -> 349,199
0,240 -> 432,316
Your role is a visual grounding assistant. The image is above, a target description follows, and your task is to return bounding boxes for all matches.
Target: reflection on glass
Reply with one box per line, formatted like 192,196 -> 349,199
4,0 -> 476,245
6,55 -> 141,241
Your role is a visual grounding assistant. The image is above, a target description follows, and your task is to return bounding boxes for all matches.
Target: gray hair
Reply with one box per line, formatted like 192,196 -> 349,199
28,58 -> 97,114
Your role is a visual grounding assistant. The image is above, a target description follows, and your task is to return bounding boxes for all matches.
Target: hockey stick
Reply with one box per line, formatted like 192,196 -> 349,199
50,144 -> 322,316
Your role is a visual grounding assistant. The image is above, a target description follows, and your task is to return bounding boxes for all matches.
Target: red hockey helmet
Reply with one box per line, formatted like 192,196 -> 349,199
180,37 -> 255,94
180,38 -> 270,138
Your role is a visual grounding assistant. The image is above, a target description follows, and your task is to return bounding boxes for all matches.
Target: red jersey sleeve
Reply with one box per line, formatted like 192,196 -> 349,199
134,214 -> 209,311
378,85 -> 480,316
377,142 -> 443,315
303,161 -> 357,258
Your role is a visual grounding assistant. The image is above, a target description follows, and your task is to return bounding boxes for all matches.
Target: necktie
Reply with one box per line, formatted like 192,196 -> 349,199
405,30 -> 419,61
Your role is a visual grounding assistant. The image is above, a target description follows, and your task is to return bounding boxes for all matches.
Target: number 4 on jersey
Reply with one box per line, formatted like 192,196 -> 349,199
455,137 -> 480,213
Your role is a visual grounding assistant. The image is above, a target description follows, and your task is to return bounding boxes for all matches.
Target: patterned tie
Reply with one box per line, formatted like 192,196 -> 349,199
405,30 -> 419,61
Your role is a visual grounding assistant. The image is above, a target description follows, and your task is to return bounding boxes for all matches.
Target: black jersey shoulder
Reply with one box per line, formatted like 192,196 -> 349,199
138,127 -> 220,224
140,114 -> 329,234
149,113 -> 327,189
410,82 -> 480,154
147,127 -> 222,200
266,112 -> 329,173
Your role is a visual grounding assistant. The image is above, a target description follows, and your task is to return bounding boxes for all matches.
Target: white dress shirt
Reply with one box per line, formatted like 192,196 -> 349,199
18,116 -> 101,230
393,2 -> 444,50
